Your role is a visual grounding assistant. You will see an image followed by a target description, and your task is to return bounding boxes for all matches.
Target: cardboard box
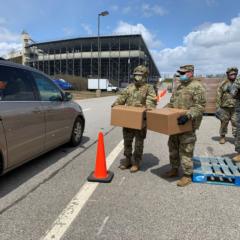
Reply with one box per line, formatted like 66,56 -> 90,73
205,107 -> 216,114
207,98 -> 217,103
147,108 -> 192,135
200,78 -> 221,114
206,102 -> 217,107
173,78 -> 221,114
111,106 -> 146,130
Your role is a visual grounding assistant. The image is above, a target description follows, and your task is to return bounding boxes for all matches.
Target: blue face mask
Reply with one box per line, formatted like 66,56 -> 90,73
179,75 -> 189,81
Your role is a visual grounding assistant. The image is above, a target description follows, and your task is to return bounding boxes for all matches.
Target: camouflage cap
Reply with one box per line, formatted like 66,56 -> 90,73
177,64 -> 194,73
133,65 -> 149,75
226,67 -> 238,75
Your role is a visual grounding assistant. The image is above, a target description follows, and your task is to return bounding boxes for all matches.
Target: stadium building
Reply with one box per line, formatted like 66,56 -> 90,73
8,32 -> 160,89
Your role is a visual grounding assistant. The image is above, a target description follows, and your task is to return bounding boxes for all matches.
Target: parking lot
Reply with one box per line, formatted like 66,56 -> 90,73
0,94 -> 239,240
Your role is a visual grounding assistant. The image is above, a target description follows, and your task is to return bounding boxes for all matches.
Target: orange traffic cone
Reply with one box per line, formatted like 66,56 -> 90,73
87,132 -> 114,183
157,90 -> 163,102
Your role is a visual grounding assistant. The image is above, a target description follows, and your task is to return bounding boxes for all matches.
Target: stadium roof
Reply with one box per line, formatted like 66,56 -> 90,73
28,34 -> 160,77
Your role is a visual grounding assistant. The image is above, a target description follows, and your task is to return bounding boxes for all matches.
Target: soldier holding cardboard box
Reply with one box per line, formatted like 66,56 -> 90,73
229,77 -> 240,162
164,65 -> 206,187
112,65 -> 157,173
216,67 -> 238,144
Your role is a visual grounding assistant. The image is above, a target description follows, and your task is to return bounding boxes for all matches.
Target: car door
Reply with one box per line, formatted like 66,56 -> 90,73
0,121 -> 7,171
0,65 -> 45,168
31,72 -> 75,151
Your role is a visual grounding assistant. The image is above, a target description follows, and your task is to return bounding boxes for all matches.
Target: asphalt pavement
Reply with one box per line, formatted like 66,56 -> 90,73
0,94 -> 240,240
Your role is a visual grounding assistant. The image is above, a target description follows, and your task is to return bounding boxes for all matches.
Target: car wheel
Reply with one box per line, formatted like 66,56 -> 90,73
70,117 -> 84,147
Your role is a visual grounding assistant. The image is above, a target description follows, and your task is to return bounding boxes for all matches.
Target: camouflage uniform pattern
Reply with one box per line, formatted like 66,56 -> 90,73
112,65 -> 157,166
216,79 -> 237,137
230,77 -> 240,153
113,83 -> 157,108
167,65 -> 206,175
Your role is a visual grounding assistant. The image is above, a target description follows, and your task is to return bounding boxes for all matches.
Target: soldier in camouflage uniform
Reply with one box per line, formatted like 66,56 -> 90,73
216,67 -> 238,144
112,65 -> 157,173
164,65 -> 206,187
230,76 -> 240,162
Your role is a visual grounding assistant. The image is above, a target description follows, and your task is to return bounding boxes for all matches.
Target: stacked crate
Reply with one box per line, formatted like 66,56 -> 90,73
172,78 -> 223,114
200,78 -> 222,114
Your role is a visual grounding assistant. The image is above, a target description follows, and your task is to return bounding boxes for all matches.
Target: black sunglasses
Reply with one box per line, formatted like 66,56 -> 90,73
179,72 -> 188,75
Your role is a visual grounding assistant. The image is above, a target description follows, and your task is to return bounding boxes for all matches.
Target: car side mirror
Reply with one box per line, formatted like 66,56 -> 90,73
64,92 -> 73,101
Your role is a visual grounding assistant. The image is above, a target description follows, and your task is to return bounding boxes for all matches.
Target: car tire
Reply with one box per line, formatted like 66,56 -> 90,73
69,117 -> 84,147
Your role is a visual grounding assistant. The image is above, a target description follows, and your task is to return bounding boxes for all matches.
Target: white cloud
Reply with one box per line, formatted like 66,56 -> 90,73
142,3 -> 167,17
62,27 -> 75,36
113,21 -> 162,49
0,25 -> 21,57
113,17 -> 240,75
0,42 -> 22,57
0,26 -> 20,42
155,16 -> 240,75
112,3 -> 167,16
81,23 -> 93,35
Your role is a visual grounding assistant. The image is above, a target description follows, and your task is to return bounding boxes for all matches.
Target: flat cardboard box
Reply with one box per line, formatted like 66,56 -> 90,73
111,106 -> 146,130
205,107 -> 216,114
206,102 -> 217,107
147,108 -> 192,135
206,90 -> 218,94
201,78 -> 222,83
207,98 -> 217,103
206,92 -> 217,95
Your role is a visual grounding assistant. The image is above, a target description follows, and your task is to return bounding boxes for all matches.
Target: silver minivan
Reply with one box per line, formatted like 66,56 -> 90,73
0,60 -> 85,175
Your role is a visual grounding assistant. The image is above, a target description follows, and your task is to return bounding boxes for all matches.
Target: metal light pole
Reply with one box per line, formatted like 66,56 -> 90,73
97,10 -> 109,97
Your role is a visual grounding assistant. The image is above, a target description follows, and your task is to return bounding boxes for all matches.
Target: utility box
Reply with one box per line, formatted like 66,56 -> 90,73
111,106 -> 146,130
147,108 -> 192,135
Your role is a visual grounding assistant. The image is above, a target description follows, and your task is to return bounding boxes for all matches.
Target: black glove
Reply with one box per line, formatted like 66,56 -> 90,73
177,115 -> 189,125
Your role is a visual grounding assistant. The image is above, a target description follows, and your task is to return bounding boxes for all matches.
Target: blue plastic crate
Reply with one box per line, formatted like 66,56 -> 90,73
193,156 -> 240,187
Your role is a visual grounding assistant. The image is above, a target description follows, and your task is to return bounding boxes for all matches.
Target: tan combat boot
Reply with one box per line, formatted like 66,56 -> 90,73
219,136 -> 226,144
119,158 -> 131,170
130,165 -> 139,173
233,154 -> 240,162
177,175 -> 192,187
163,168 -> 178,178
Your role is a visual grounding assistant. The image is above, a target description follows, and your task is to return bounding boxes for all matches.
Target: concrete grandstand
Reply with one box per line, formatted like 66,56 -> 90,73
7,32 -> 160,89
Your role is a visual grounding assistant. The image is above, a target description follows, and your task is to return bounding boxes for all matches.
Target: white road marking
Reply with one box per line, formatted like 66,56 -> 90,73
83,108 -> 91,112
97,216 -> 110,236
119,176 -> 126,186
41,139 -> 124,240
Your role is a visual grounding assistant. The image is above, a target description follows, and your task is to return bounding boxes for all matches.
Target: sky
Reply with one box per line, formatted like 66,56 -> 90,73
1,0 -> 240,76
